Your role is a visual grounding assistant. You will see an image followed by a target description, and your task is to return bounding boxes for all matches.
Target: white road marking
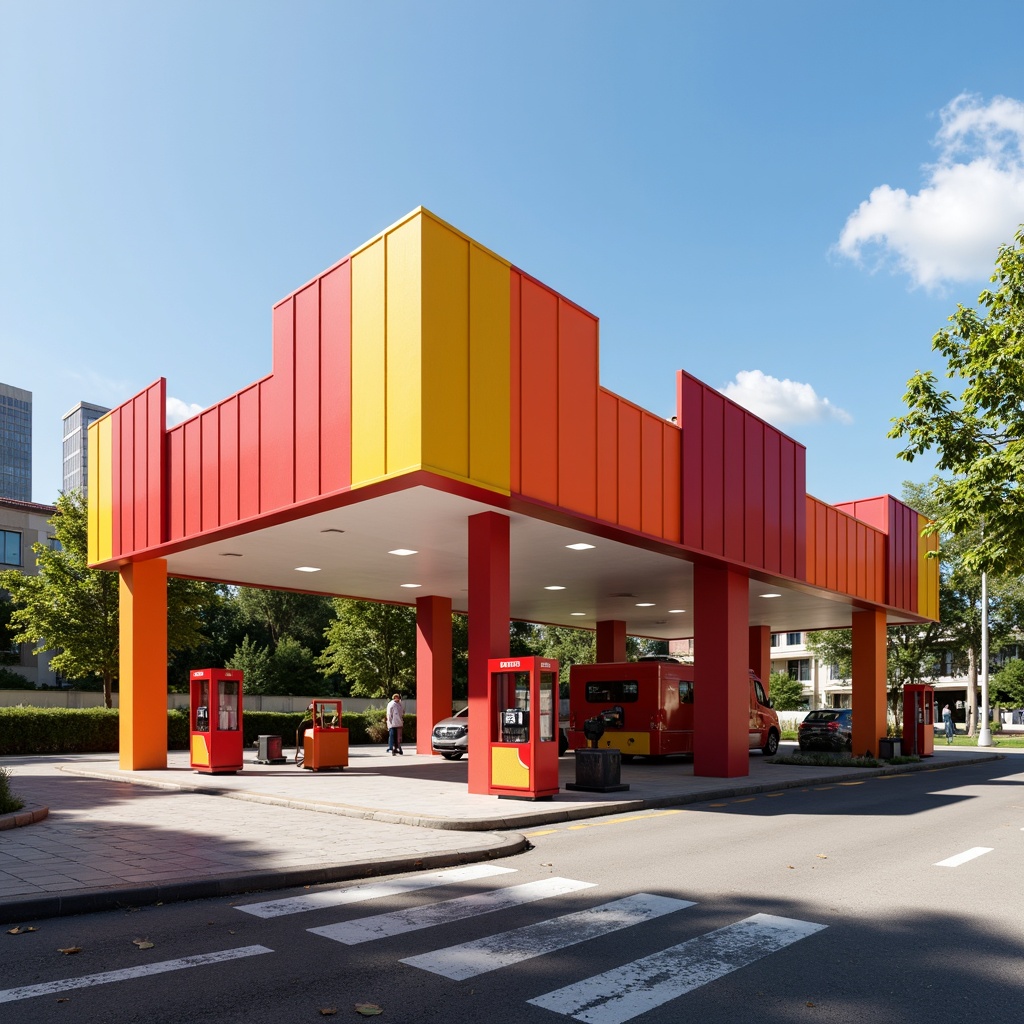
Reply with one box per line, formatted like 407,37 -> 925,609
309,876 -> 596,945
528,913 -> 826,1024
402,893 -> 694,980
0,945 -> 273,1005
934,847 -> 994,867
236,864 -> 516,918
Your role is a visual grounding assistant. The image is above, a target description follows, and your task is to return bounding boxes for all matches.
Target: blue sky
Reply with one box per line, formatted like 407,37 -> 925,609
4,1 -> 1024,509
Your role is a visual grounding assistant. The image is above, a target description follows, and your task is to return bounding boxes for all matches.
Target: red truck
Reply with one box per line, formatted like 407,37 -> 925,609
567,657 -> 780,760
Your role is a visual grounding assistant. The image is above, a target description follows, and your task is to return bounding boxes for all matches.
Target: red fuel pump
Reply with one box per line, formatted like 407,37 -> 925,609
189,668 -> 243,774
486,657 -> 560,799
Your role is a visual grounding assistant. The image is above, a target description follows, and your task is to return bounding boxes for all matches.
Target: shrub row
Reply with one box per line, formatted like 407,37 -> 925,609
0,707 -> 416,757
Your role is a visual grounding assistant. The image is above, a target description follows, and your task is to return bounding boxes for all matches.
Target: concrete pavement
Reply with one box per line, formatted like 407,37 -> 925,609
0,743 -> 1003,923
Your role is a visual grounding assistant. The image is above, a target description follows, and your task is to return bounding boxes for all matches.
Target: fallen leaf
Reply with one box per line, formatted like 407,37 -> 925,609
816,854 -> 827,860
56,998 -> 69,1003
787,865 -> 795,869
806,1002 -> 816,1007
8,926 -> 38,934
133,939 -> 154,949
58,947 -> 82,955
319,1009 -> 337,1017
354,1004 -> 383,1016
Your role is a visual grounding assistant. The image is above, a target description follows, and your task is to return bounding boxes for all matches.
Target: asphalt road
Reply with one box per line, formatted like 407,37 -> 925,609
4,756 -> 1022,1024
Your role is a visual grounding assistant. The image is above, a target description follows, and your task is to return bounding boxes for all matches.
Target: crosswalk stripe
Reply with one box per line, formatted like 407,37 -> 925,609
308,877 -> 596,945
401,893 -> 694,980
528,913 -> 826,1024
236,864 -> 517,918
0,945 -> 273,1005
934,847 -> 993,867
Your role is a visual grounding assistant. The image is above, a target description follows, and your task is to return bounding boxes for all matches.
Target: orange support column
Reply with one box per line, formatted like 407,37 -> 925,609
467,512 -> 510,794
852,608 -> 887,757
693,563 -> 750,778
596,620 -> 627,662
749,625 -> 771,692
119,559 -> 168,770
416,595 -> 453,754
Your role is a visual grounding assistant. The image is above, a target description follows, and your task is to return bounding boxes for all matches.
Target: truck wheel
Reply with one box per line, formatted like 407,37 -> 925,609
762,731 -> 779,756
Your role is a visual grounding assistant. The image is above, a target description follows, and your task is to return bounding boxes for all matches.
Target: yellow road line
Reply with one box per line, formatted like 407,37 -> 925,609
524,829 -> 559,837
837,781 -> 865,786
567,809 -> 683,830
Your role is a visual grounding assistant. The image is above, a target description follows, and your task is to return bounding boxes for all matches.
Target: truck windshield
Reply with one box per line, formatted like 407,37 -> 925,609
585,680 -> 639,703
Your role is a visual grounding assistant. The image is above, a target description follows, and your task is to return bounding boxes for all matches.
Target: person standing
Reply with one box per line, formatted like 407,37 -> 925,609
386,693 -> 405,755
942,704 -> 955,745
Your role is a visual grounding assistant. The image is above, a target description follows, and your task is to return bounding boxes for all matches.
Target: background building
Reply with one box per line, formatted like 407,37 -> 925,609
0,496 -> 58,687
0,382 -> 32,502
62,401 -> 109,498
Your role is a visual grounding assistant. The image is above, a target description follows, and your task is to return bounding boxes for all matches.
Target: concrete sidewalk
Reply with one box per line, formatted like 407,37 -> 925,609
0,744 -> 1003,923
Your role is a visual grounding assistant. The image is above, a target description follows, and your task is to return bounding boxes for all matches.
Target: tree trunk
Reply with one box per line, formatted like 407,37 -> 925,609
966,649 -> 978,738
103,671 -> 113,710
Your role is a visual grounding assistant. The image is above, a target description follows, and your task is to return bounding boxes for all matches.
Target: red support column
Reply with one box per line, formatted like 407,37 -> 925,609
693,562 -> 749,777
749,625 -> 771,691
119,559 -> 168,770
416,595 -> 453,755
596,620 -> 627,662
467,512 -> 510,794
852,608 -> 887,757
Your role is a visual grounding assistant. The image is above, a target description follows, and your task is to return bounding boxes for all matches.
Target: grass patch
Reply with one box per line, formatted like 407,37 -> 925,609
0,765 -> 24,815
943,734 -> 1024,748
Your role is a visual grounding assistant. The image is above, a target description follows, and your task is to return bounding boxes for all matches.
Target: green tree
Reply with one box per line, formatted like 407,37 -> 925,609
0,594 -> 18,666
235,587 -> 334,656
319,599 -> 417,698
0,492 -> 211,707
767,671 -> 805,710
889,225 -> 1024,576
991,658 -> 1024,708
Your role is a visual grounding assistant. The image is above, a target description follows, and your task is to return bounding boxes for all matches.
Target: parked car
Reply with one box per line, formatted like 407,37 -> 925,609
432,706 -> 469,759
431,706 -> 569,759
798,708 -> 853,752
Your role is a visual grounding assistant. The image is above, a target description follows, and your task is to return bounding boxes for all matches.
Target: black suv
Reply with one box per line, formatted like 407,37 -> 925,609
797,708 -> 853,752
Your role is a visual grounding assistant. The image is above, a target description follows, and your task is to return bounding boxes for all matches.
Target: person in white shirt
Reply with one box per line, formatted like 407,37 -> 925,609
386,694 -> 404,755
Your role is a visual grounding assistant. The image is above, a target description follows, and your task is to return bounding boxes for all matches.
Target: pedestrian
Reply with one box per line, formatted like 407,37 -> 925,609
942,704 -> 954,745
386,693 -> 404,755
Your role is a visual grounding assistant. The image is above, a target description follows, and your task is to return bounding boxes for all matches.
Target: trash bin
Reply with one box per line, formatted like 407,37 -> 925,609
878,737 -> 902,759
255,734 -> 287,764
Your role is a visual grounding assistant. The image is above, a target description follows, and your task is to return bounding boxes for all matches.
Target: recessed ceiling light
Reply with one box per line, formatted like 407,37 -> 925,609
566,542 -> 595,551
295,566 -> 321,573
760,593 -> 782,599
571,612 -> 587,617
400,583 -> 422,588
545,585 -> 566,591
219,552 -> 243,557
668,609 -> 685,614
389,548 -> 418,556
636,602 -> 655,607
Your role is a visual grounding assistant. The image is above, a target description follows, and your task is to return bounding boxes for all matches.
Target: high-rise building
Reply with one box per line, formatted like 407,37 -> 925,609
62,401 -> 109,497
0,382 -> 32,502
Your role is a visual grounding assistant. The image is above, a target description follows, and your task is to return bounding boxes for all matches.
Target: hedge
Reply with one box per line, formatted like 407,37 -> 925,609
0,707 -> 416,757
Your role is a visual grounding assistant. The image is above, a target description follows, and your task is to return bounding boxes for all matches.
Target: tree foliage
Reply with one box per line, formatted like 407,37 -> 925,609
319,599 -> 417,698
991,658 -> 1024,708
767,671 -> 805,710
0,492 -> 215,707
889,225 -> 1024,575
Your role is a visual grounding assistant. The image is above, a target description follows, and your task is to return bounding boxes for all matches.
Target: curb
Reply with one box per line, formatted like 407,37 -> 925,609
0,830 -> 528,924
0,801 -> 48,831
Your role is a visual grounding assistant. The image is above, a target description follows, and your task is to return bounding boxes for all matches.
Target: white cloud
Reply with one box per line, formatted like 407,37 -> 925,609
719,370 -> 852,427
166,396 -> 204,426
836,93 -> 1024,289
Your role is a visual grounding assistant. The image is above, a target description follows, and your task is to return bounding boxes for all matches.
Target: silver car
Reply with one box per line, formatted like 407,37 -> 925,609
431,706 -> 469,760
